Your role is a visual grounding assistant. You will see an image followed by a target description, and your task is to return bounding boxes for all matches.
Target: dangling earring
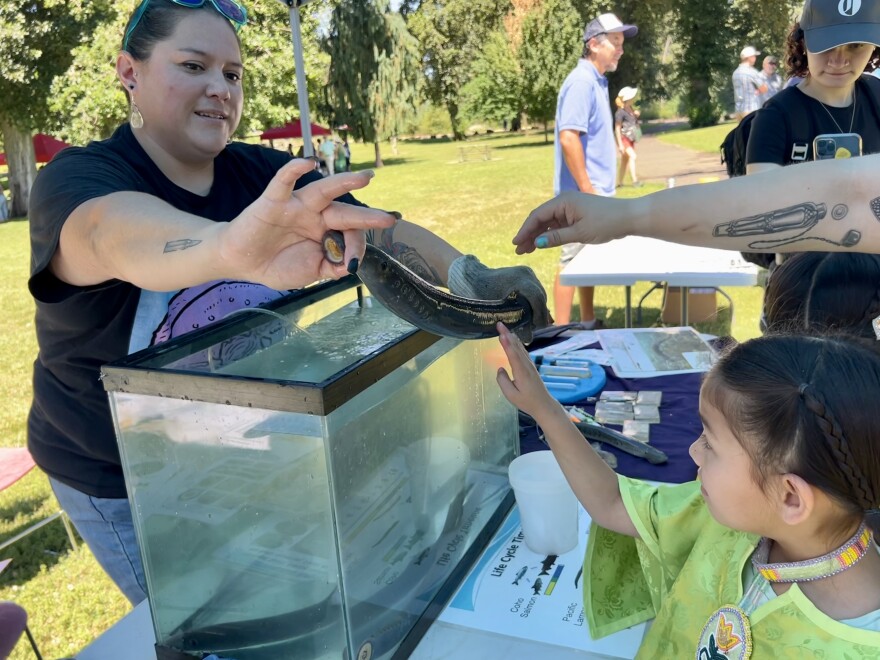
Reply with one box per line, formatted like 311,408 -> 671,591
130,103 -> 144,129
128,84 -> 144,129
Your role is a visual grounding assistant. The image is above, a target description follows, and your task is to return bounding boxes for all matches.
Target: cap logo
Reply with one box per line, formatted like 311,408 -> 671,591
838,0 -> 861,17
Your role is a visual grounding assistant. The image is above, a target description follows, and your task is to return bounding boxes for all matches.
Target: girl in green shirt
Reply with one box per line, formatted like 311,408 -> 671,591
496,324 -> 880,658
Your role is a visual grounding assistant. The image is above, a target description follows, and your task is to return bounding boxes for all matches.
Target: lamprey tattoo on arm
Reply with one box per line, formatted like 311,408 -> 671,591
164,239 -> 202,253
713,202 -> 861,250
370,218 -> 444,286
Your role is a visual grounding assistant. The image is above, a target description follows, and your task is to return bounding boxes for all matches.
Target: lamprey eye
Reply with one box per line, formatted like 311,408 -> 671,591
322,230 -> 346,265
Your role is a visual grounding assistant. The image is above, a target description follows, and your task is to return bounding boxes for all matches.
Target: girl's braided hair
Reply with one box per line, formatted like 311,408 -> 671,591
702,333 -> 880,534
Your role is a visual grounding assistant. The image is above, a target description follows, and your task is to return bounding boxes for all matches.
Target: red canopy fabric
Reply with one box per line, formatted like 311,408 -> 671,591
260,121 -> 331,140
0,133 -> 70,166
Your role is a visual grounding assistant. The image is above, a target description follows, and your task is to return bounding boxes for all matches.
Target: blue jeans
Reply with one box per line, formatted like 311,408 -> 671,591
49,478 -> 147,605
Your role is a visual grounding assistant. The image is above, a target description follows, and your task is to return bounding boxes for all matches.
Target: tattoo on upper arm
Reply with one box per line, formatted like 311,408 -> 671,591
713,202 -> 860,250
164,239 -> 202,253
871,197 -> 880,222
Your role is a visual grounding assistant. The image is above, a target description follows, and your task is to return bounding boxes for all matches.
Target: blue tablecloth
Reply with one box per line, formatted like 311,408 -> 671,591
521,340 -> 705,485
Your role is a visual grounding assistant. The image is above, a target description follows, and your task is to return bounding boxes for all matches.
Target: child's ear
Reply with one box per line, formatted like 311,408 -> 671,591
776,472 -> 815,525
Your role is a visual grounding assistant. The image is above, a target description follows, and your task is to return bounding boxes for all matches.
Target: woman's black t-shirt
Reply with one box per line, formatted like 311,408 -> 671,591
28,124 -> 360,497
747,75 -> 880,165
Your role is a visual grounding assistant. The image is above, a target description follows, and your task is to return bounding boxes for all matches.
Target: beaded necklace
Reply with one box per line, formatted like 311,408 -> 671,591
696,521 -> 874,659
751,521 -> 872,583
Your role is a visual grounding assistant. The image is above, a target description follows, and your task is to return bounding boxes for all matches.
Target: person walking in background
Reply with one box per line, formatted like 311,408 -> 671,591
759,55 -> 783,104
614,86 -> 641,187
319,135 -> 337,176
0,180 -> 8,222
334,138 -> 347,175
551,12 -> 637,328
342,138 -> 352,171
732,45 -> 768,119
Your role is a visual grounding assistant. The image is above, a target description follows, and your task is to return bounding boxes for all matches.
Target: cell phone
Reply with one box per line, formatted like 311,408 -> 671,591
813,133 -> 862,160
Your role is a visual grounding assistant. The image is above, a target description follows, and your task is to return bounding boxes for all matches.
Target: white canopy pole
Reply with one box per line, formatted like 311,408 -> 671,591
283,0 -> 318,157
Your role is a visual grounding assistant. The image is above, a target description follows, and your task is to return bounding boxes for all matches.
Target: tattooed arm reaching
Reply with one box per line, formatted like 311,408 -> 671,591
514,154 -> 880,255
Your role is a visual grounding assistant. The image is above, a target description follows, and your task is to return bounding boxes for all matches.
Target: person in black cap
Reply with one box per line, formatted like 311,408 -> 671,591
747,0 -> 880,177
551,12 -> 637,328
744,0 -> 880,279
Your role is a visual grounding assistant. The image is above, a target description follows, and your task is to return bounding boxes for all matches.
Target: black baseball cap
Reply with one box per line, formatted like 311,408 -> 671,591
800,0 -> 880,53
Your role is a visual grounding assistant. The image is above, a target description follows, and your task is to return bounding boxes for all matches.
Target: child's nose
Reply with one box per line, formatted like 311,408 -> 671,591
688,439 -> 701,464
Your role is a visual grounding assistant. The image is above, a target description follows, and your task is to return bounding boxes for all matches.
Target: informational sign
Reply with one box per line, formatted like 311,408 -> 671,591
439,507 -> 646,658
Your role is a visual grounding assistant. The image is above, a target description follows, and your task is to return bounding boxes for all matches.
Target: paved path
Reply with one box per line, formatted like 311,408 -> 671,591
630,134 -> 727,187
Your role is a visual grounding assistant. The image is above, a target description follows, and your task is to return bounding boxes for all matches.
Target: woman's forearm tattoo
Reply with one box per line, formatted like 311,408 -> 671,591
713,201 -> 860,250
164,239 -> 202,253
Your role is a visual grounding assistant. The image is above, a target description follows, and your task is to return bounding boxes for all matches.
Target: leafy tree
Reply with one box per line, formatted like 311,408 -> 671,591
518,0 -> 582,141
406,0 -> 510,139
323,0 -> 421,166
0,0 -> 113,217
674,0 -> 733,126
459,29 -> 523,129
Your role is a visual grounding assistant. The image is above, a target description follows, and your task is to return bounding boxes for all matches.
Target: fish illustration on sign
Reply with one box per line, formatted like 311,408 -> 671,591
539,555 -> 558,576
512,566 -> 527,585
531,578 -> 543,596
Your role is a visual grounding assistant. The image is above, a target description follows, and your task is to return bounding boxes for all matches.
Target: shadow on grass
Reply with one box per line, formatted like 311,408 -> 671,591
350,156 -> 417,171
0,522 -> 76,585
0,495 -> 45,521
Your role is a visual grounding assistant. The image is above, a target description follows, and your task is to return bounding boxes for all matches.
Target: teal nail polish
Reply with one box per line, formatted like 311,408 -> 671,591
536,236 -> 549,249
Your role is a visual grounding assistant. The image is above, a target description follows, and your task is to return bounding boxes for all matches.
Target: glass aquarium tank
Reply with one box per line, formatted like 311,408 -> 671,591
101,276 -> 518,660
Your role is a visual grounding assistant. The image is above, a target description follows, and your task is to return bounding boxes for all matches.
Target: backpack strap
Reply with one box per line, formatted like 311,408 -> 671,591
778,90 -> 814,164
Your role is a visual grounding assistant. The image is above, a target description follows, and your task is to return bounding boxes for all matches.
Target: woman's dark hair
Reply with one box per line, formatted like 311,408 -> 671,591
785,21 -> 880,78
123,0 -> 239,60
763,252 -> 880,340
703,333 -> 880,536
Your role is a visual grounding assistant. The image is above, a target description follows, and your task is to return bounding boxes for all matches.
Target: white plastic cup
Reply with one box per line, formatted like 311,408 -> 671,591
508,451 -> 579,555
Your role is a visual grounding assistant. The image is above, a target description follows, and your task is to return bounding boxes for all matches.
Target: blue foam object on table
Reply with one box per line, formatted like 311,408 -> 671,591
538,360 -> 606,403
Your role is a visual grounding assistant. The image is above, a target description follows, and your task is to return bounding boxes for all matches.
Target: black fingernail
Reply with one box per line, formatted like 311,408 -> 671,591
347,258 -> 359,274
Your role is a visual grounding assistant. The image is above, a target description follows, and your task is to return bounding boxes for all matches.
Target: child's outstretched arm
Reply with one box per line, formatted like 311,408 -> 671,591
495,323 -> 638,538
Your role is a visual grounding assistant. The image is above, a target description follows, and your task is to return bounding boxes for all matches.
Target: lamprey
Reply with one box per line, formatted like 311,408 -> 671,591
322,231 -> 536,342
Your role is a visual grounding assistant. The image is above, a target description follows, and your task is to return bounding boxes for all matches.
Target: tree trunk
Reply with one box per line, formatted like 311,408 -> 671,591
446,100 -> 464,141
373,141 -> 384,168
544,120 -> 549,143
0,120 -> 37,219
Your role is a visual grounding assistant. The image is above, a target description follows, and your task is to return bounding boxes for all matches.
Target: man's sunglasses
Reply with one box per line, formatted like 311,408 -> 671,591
124,0 -> 248,51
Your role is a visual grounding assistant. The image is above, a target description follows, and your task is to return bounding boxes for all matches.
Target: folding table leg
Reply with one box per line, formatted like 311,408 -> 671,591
636,282 -> 664,324
680,287 -> 689,327
625,286 -> 632,328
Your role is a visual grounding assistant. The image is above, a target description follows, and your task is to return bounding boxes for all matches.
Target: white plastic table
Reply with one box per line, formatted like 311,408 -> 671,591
560,236 -> 760,327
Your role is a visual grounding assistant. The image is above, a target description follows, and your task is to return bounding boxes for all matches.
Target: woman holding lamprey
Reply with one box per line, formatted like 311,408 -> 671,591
28,0 -> 548,605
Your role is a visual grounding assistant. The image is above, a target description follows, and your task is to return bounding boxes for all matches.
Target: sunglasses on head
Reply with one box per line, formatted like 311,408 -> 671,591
124,0 -> 248,51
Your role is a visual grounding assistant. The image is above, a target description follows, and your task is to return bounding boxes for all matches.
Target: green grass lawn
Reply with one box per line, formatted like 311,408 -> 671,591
657,122 -> 736,154
0,129 -> 764,659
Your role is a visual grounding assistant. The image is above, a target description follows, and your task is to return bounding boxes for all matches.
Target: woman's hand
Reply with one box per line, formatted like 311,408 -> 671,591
512,191 -> 633,255
219,159 -> 396,289
495,322 -> 559,422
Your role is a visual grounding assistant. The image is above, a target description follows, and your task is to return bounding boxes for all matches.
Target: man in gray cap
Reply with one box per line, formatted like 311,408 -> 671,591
732,45 -> 768,119
759,54 -> 782,105
551,12 -> 637,327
